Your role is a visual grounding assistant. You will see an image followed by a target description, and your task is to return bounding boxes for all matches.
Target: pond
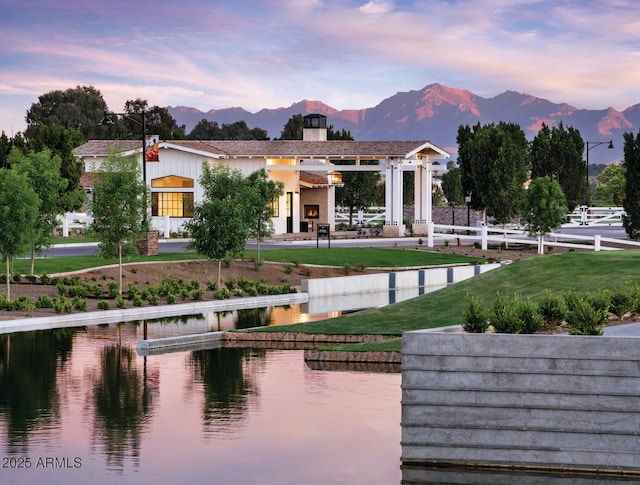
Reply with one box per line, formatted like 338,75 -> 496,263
0,320 -> 402,485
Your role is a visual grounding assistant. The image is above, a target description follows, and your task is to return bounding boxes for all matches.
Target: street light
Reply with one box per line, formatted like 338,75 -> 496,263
100,110 -> 148,187
100,110 -> 148,222
465,193 -> 472,234
585,139 -> 614,207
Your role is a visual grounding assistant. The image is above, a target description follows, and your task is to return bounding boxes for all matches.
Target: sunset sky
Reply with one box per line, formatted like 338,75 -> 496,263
1,0 -> 639,135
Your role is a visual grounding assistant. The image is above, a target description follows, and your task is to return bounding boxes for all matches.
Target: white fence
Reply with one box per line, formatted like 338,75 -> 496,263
56,213 -> 184,238
428,223 -> 640,253
335,206 -> 385,226
565,206 -> 625,226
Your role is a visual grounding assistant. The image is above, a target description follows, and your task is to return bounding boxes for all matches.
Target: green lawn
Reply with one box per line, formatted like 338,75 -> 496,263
15,247 -> 481,275
248,247 -> 486,267
13,251 -> 205,275
250,250 -> 640,352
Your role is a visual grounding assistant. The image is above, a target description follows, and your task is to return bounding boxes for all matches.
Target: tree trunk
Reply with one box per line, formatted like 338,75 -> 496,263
217,259 -> 222,288
5,255 -> 10,301
256,223 -> 262,264
118,243 -> 123,295
30,249 -> 36,276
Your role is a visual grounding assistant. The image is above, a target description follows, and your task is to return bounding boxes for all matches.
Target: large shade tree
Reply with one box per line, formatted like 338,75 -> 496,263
25,85 -> 108,141
529,122 -> 585,211
458,122 -> 528,225
88,150 -> 150,294
595,163 -> 625,206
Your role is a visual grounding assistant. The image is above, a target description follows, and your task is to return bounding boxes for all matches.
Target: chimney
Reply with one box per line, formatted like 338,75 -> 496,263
303,114 -> 327,141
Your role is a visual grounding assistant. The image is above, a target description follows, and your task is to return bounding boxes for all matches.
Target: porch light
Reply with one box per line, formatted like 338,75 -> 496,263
328,171 -> 342,185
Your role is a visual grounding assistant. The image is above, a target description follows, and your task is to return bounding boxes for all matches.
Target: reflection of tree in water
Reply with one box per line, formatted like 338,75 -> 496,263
235,307 -> 273,329
0,328 -> 79,453
91,344 -> 157,472
189,348 -> 266,436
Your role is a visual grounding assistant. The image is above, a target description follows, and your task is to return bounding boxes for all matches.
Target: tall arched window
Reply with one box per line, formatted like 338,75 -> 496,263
151,175 -> 194,217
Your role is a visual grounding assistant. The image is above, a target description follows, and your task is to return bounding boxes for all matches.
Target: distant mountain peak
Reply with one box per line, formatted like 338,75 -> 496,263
168,82 -> 634,164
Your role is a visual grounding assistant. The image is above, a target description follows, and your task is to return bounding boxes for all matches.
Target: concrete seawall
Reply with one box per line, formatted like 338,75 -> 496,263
401,330 -> 640,476
302,263 -> 502,300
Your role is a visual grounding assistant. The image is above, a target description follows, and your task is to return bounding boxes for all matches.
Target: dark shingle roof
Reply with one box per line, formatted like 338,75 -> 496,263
75,139 -> 448,159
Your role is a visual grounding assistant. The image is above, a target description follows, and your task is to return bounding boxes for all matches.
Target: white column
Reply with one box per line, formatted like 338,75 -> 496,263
383,161 -> 405,237
413,160 -> 432,236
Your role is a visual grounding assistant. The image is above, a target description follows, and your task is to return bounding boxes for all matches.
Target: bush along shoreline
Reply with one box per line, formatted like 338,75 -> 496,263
0,274 -> 296,314
462,282 -> 640,336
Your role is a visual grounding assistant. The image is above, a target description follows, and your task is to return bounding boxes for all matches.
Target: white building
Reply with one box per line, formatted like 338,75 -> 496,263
75,114 -> 449,237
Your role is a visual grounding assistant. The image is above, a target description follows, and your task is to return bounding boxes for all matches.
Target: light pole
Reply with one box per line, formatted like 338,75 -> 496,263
585,140 -> 614,207
465,193 -> 472,235
100,110 -> 148,222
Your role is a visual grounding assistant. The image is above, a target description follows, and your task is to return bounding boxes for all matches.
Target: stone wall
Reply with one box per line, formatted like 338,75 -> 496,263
401,331 -> 640,474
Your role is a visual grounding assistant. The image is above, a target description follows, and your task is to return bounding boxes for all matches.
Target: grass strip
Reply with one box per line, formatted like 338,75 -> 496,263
14,252 -> 205,275
247,247 -> 486,267
251,250 -> 640,352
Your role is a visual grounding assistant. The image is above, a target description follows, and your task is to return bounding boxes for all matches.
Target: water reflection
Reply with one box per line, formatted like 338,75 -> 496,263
90,344 -> 157,472
0,323 -> 402,484
189,347 -> 265,436
0,329 -> 81,453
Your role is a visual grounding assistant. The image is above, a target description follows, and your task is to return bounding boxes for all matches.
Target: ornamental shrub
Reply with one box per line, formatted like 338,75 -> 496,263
566,294 -> 607,335
97,300 -> 110,310
35,294 -> 53,309
115,295 -> 127,309
462,294 -> 489,333
537,289 -> 565,329
491,292 -> 520,334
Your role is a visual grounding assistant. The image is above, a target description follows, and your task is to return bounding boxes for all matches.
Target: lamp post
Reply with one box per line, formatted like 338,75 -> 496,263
585,140 -> 614,207
465,193 -> 472,235
100,110 -> 148,222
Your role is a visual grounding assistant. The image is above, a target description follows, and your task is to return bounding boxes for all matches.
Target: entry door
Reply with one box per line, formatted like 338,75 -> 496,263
286,192 -> 293,233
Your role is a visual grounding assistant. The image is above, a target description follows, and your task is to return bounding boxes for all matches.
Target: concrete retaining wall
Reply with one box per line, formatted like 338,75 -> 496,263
302,263 -> 501,299
401,331 -> 640,474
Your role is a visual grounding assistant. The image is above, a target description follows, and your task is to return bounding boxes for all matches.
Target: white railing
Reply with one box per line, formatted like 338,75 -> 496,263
335,207 -> 385,226
565,206 -> 625,226
56,212 -> 92,237
429,223 -> 640,253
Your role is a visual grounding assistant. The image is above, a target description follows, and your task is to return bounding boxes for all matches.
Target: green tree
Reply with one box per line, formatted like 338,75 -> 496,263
529,122 -> 585,211
595,163 -> 625,206
122,99 -> 187,140
0,132 -> 11,169
329,127 -> 382,227
519,176 -> 568,255
25,85 -> 108,141
623,131 -> 640,239
441,166 -> 464,224
461,122 -> 528,224
441,166 -> 464,206
278,114 -> 304,140
335,161 -> 381,226
456,124 -> 476,207
184,164 -> 251,286
245,169 -> 284,264
24,124 -> 86,211
188,119 -> 223,140
0,169 -> 39,299
9,148 -> 69,274
88,150 -> 150,294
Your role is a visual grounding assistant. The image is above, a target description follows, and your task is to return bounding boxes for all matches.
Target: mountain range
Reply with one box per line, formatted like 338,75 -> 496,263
168,83 -> 640,165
